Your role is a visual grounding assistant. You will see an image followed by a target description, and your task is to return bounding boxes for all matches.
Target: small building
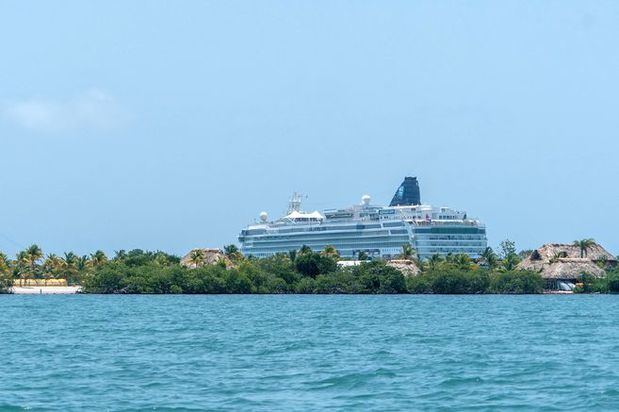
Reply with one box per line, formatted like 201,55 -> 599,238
337,260 -> 362,268
337,259 -> 421,276
180,248 -> 231,269
386,259 -> 421,277
518,243 -> 617,290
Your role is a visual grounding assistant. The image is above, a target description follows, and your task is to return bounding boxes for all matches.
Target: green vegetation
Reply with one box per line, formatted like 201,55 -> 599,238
574,268 -> 619,293
0,251 -> 13,294
80,246 -> 406,294
406,251 -> 542,294
0,241 -> 615,295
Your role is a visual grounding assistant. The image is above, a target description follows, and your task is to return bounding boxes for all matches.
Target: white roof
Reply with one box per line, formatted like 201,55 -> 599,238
284,210 -> 324,220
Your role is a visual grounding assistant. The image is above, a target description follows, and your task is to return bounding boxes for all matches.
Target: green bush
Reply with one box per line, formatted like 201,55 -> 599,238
427,270 -> 489,294
295,277 -> 316,293
577,273 -> 610,293
74,248 -> 549,295
294,252 -> 337,278
406,275 -> 432,294
0,273 -> 13,294
489,270 -> 544,294
607,272 -> 619,293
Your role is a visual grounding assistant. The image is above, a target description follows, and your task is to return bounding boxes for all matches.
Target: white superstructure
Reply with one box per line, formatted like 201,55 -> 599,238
238,178 -> 487,260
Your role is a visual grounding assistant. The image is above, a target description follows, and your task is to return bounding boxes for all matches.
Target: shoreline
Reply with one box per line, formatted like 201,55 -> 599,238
10,286 -> 81,294
7,289 -> 584,295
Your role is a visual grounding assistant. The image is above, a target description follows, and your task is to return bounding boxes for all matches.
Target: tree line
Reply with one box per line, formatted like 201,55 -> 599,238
0,241 -> 551,294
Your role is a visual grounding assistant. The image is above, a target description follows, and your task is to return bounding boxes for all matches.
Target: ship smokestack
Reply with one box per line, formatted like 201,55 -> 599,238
389,177 -> 421,206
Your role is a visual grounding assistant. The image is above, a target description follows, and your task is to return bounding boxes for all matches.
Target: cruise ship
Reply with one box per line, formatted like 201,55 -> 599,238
238,177 -> 487,260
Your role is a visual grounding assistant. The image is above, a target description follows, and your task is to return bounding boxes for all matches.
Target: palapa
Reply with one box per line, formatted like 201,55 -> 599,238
518,243 -> 615,280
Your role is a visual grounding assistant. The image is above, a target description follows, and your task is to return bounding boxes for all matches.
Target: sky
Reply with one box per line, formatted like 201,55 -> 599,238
1,1 -> 618,257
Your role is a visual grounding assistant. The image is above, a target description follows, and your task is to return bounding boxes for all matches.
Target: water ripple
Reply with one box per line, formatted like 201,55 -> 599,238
1,295 -> 619,410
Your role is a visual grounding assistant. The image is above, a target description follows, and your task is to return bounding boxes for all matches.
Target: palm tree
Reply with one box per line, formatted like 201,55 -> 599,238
321,245 -> 340,259
224,244 -> 238,256
481,247 -> 499,270
154,252 -> 170,267
0,251 -> 9,274
14,246 -> 42,286
357,251 -> 369,261
77,255 -> 91,272
288,250 -> 297,262
299,245 -> 313,255
486,253 -> 499,270
60,252 -> 79,283
426,254 -> 443,271
188,249 -> 206,268
502,253 -> 520,271
399,244 -> 415,260
114,250 -> 127,261
223,244 -> 243,262
15,250 -> 31,286
455,254 -> 472,270
25,244 -> 43,278
63,252 -> 78,268
90,250 -> 108,267
43,254 -> 63,285
445,252 -> 455,264
573,239 -> 596,258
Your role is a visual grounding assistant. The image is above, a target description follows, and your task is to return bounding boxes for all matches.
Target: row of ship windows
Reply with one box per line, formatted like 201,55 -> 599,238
383,222 -> 405,228
244,231 -> 396,238
243,245 -> 485,255
415,241 -> 487,247
241,234 -> 484,246
417,235 -> 487,241
244,227 -> 395,236
419,248 -> 484,254
245,242 -> 413,252
241,234 -> 487,245
242,234 -> 410,244
243,226 -> 484,237
414,228 -> 486,234
244,236 -> 487,247
245,240 -> 487,248
245,248 -> 486,258
265,224 -> 385,234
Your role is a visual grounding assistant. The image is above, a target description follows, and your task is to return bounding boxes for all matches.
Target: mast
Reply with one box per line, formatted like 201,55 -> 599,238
288,192 -> 303,213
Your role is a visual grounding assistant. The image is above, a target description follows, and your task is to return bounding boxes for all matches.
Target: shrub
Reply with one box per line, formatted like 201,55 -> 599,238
606,272 -> 619,293
351,261 -> 408,294
578,273 -> 609,293
489,270 -> 543,294
295,252 -> 337,278
0,273 -> 13,294
406,275 -> 432,293
429,270 -> 488,294
295,277 -> 316,293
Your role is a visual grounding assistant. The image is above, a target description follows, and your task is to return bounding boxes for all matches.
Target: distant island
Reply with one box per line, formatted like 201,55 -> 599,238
1,240 -> 618,295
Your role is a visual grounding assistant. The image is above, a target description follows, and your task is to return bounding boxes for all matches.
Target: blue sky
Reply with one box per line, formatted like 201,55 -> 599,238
1,1 -> 618,257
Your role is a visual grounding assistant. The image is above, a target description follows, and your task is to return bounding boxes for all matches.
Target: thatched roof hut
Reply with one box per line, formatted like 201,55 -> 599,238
524,243 -> 615,262
387,259 -> 421,277
518,243 -> 616,281
180,248 -> 231,269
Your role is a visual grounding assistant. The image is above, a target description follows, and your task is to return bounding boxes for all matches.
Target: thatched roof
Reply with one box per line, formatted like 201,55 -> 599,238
526,243 -> 615,262
519,258 -> 605,280
518,243 -> 615,280
387,259 -> 421,277
180,248 -> 231,269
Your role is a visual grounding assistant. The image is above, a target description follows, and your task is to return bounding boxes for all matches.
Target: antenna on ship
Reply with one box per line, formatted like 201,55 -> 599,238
288,192 -> 304,213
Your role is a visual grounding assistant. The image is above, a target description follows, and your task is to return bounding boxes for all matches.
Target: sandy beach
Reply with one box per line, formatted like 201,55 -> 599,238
11,286 -> 82,294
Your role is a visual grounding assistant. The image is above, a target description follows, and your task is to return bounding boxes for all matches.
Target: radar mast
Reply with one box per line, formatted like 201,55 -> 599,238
288,192 -> 304,213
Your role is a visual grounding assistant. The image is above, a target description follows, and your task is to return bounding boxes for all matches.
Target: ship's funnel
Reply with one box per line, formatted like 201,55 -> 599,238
389,177 -> 421,206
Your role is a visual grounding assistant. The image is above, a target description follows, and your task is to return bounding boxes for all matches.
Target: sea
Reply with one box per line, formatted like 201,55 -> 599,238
1,295 -> 618,411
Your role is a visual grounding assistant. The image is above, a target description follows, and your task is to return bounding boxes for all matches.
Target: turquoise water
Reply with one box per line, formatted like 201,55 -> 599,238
1,295 -> 619,411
